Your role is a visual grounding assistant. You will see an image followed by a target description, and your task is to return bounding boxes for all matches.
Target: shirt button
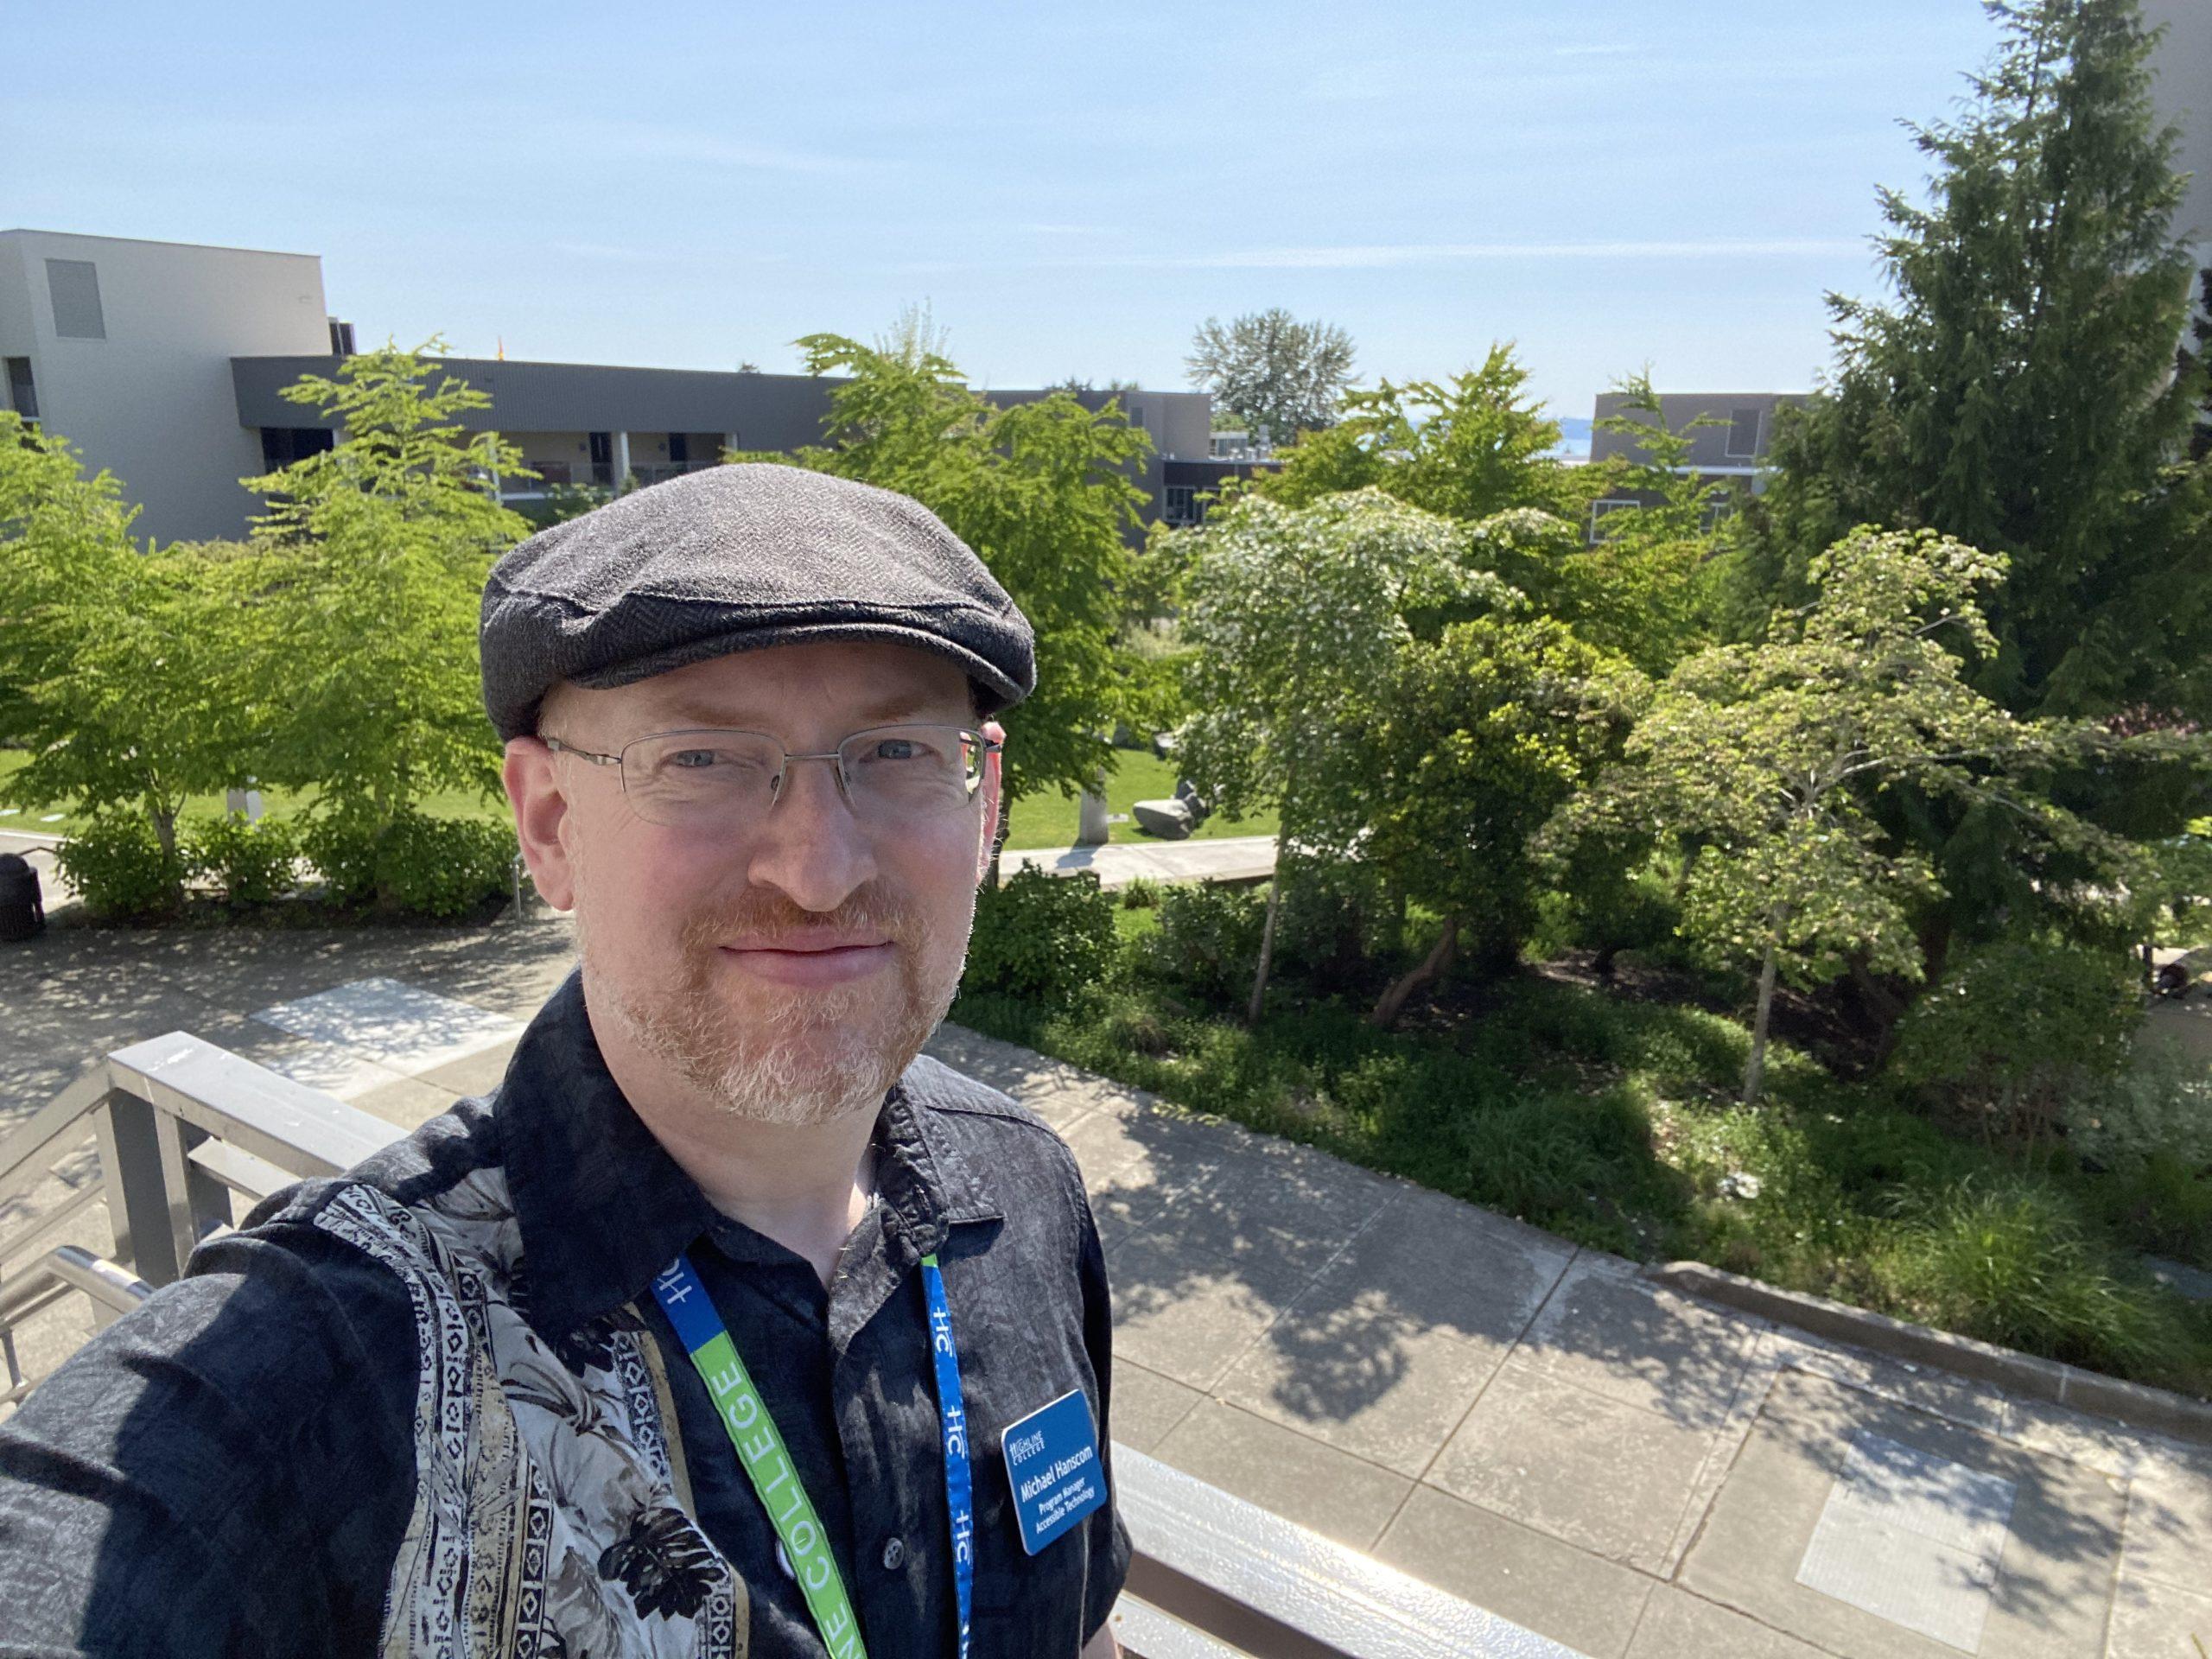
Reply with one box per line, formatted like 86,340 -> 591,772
881,1536 -> 906,1571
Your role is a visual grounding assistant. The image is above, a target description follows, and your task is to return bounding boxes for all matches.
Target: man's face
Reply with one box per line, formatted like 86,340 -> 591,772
504,639 -> 998,1128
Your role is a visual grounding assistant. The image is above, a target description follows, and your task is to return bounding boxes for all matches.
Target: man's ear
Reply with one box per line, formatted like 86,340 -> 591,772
505,737 -> 577,911
974,720 -> 1005,887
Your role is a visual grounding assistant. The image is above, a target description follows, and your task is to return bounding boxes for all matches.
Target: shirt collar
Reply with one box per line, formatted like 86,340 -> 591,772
493,968 -> 1001,1343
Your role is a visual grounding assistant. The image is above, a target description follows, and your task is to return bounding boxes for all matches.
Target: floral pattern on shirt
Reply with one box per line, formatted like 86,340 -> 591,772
315,1173 -> 747,1659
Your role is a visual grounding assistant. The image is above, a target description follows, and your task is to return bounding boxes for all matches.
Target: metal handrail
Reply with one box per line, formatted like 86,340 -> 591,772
1,1245 -> 152,1406
0,1034 -> 1579,1657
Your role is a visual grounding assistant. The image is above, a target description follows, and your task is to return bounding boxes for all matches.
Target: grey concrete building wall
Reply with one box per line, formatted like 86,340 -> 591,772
977,385 -> 1210,540
2144,0 -> 2212,265
1588,391 -> 1808,474
0,238 -> 36,397
236,358 -> 1208,536
232,355 -> 839,454
0,231 -> 331,543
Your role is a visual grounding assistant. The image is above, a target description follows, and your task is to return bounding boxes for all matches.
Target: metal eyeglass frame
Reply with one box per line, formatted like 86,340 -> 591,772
539,724 -> 1002,821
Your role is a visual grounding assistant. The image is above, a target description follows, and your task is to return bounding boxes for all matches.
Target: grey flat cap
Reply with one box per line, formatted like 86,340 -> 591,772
480,464 -> 1035,741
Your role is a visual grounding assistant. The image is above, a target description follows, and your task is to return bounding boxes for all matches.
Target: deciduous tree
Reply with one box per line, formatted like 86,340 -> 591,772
1186,308 -> 1357,447
1178,487 -> 1516,1019
1360,616 -> 1647,1027
0,415 -> 261,886
1554,527 -> 2123,1104
769,331 -> 1166,814
245,341 -> 529,849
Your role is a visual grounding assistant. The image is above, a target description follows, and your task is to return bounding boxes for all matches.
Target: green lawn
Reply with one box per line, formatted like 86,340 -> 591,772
0,753 -> 502,837
1001,748 -> 1276,850
0,747 -> 1272,851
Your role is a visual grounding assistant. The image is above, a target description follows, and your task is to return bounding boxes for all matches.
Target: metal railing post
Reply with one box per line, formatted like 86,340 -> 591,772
92,1092 -> 224,1287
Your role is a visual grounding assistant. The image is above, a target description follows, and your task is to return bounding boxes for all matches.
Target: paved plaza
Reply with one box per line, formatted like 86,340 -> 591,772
1007,833 -> 1277,890
2,915 -> 2208,1657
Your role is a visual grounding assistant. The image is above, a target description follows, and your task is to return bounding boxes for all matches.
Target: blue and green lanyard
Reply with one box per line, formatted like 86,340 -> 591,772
651,1250 -> 974,1659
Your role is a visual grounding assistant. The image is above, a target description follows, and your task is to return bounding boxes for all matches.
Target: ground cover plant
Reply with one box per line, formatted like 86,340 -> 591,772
953,876 -> 2212,1392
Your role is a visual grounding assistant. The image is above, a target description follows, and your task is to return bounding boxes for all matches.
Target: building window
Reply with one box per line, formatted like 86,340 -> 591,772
328,318 -> 357,357
1700,497 -> 1738,533
258,427 -> 334,467
45,259 -> 106,340
1588,498 -> 1641,543
1130,404 -> 1146,428
4,357 -> 35,420
1725,406 -> 1760,459
1163,486 -> 1202,525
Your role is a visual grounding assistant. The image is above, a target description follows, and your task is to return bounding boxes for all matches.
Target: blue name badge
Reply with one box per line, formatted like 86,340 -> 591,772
1001,1388 -> 1109,1556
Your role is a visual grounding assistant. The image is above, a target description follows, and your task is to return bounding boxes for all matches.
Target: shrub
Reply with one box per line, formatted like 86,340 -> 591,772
183,815 -> 301,906
300,810 -> 383,908
302,809 -> 516,917
55,816 -> 185,920
2066,1036 -> 2212,1173
378,813 -> 518,918
1271,864 -> 1385,990
1120,878 -> 1161,911
1144,881 -> 1267,1005
1562,849 -> 1679,971
964,868 -> 1117,1004
1891,938 -> 2141,1143
2097,1151 -> 2212,1268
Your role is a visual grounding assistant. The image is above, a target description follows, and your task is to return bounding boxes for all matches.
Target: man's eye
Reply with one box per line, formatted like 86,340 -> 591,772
872,740 -> 921,761
668,749 -> 724,770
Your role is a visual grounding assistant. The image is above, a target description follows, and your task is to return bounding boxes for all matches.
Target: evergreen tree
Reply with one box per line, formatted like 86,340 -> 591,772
2192,265 -> 2212,462
1733,0 -> 2209,723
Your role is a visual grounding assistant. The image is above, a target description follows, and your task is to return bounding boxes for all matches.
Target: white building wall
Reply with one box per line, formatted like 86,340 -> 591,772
0,238 -> 36,385
2144,0 -> 2212,271
0,231 -> 332,543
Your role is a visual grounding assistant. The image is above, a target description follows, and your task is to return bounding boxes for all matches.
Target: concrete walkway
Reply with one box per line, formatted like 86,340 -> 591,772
2,917 -> 2208,1658
1007,833 -> 1275,890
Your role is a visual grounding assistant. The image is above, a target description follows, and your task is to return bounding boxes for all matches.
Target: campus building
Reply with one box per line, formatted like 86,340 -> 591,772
1583,390 -> 1809,538
0,230 -> 1210,547
2145,0 -> 2211,278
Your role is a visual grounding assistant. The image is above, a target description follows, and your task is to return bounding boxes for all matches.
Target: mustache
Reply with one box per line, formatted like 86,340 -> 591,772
679,884 -> 925,950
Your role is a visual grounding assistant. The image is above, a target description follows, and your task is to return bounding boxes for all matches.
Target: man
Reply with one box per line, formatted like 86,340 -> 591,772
0,466 -> 1129,1657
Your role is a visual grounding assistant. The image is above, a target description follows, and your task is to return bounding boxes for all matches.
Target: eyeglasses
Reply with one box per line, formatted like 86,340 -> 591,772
541,724 -> 1000,830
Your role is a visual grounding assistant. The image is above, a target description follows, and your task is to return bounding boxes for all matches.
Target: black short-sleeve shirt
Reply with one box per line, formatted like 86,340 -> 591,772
0,970 -> 1129,1656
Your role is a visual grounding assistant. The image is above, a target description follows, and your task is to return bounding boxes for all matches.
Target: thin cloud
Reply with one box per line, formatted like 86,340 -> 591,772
891,238 -> 1862,275
547,241 -> 666,264
579,122 -> 870,176
1170,238 -> 1860,270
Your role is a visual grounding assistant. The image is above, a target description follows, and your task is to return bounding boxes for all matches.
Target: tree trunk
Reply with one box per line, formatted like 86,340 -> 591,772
1246,862 -> 1284,1026
1371,914 -> 1460,1029
1743,936 -> 1780,1107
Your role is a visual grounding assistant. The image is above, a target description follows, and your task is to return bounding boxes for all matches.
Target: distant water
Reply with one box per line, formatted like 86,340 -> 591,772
1548,416 -> 1592,461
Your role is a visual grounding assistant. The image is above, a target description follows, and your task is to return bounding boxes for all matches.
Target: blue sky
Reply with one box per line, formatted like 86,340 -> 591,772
3,2 -> 2000,420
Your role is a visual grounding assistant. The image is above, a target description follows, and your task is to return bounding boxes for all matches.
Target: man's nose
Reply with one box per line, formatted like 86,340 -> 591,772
743,754 -> 878,912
